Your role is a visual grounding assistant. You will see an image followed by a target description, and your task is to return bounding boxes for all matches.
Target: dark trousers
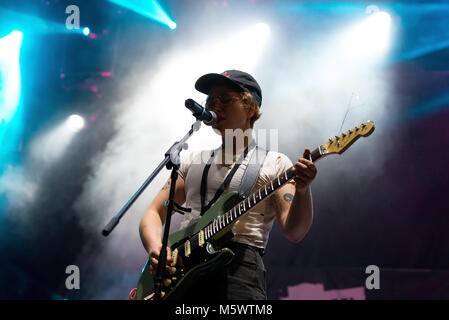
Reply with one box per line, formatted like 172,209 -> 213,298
184,242 -> 267,301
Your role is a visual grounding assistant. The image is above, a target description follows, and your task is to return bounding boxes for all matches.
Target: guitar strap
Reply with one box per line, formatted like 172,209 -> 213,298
238,145 -> 268,199
200,141 -> 268,216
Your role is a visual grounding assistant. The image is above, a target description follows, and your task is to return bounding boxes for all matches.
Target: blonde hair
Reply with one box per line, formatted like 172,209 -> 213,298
240,92 -> 262,128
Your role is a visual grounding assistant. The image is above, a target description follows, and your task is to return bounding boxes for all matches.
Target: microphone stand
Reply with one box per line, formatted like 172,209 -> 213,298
102,119 -> 202,300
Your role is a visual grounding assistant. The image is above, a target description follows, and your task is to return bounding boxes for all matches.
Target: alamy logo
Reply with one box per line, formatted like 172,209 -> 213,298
65,265 -> 80,290
365,265 -> 380,290
65,5 -> 80,30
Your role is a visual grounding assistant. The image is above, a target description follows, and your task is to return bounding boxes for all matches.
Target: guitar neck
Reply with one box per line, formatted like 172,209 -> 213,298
201,145 -> 325,241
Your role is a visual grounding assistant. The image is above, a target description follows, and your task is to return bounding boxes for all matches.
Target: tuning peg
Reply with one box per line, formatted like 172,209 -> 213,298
342,133 -> 346,137
361,123 -> 366,128
349,130 -> 353,134
335,136 -> 339,140
328,138 -> 333,144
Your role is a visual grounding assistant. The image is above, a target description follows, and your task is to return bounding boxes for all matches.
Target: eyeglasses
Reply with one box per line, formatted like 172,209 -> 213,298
205,94 -> 240,110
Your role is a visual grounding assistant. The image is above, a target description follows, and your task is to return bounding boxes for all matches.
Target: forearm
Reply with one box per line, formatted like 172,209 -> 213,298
139,209 -> 164,253
283,187 -> 313,243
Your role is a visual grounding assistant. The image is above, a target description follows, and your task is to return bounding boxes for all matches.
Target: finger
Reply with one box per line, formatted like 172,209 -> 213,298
294,163 -> 315,179
294,171 -> 308,182
150,257 -> 159,267
149,263 -> 171,277
298,158 -> 314,167
156,248 -> 172,265
294,161 -> 308,171
297,160 -> 317,175
166,247 -> 173,264
299,165 -> 317,178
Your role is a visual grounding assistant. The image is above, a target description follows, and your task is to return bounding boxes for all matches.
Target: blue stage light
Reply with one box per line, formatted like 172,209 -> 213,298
0,30 -> 23,169
82,27 -> 90,36
168,21 -> 177,30
0,30 -> 23,123
108,0 -> 177,30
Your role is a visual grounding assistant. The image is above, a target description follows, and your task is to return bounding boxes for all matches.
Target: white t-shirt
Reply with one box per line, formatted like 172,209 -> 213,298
178,145 -> 293,249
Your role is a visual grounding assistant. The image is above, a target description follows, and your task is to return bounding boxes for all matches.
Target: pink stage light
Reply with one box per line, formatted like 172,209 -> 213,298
101,72 -> 112,77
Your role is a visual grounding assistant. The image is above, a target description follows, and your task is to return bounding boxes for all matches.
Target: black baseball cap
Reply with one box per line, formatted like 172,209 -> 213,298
195,70 -> 262,107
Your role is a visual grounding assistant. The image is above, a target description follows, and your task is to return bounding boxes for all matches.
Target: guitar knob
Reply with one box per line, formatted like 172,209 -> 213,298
163,279 -> 172,287
168,267 -> 176,275
161,291 -> 165,298
172,277 -> 177,282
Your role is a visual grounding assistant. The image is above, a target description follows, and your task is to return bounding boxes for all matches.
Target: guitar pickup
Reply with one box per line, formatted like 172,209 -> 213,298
185,240 -> 191,257
198,230 -> 205,247
171,248 -> 178,266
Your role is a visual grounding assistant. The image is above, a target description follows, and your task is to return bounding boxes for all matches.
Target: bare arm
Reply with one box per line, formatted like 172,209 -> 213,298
272,183 -> 314,243
139,176 -> 186,273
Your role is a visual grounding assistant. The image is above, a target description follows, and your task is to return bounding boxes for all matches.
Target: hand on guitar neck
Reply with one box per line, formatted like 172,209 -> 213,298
291,148 -> 318,195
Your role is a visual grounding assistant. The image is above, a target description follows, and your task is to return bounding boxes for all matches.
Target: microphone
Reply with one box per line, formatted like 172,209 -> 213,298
185,99 -> 217,126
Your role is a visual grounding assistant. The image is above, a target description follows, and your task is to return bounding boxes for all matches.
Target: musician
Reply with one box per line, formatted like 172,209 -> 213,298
139,70 -> 317,300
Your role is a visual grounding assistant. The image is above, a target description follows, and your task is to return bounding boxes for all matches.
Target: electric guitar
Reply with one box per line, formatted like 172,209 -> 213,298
132,121 -> 375,300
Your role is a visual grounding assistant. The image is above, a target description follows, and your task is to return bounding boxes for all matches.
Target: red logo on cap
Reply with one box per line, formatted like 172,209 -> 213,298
221,72 -> 230,77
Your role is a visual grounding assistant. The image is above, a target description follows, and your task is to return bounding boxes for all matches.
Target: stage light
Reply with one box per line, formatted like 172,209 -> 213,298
30,115 -> 85,163
82,27 -> 90,36
0,30 -> 23,123
107,0 -> 176,30
338,11 -> 392,60
254,23 -> 270,38
0,8 -> 73,35
213,23 -> 271,70
168,21 -> 177,30
66,114 -> 85,132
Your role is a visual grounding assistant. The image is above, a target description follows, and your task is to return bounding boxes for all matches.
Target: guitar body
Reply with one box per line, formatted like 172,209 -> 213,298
135,191 -> 242,300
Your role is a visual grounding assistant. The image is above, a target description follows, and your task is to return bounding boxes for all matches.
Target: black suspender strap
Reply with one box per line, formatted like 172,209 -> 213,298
172,202 -> 192,215
200,141 -> 256,216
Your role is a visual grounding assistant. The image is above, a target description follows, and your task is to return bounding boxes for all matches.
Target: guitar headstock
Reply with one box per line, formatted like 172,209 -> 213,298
321,121 -> 375,156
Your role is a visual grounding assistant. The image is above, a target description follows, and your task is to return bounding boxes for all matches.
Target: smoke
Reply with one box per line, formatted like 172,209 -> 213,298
0,166 -> 38,212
